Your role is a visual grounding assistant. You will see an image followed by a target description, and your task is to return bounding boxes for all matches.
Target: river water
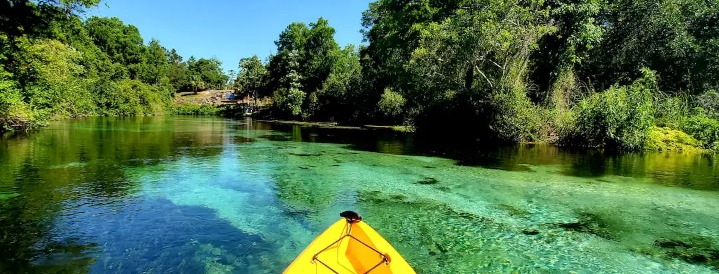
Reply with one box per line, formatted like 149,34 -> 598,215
0,116 -> 717,273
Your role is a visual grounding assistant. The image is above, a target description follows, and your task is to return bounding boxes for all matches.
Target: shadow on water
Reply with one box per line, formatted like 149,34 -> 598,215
1,116 -> 258,273
1,196 -> 272,273
62,198 -> 271,273
261,123 -> 719,191
0,196 -> 97,273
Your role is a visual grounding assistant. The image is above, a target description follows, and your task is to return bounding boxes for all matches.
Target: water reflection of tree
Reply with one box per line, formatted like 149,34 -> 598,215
0,117 -> 232,271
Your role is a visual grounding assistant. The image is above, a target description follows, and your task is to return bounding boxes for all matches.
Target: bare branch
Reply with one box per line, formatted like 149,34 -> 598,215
475,65 -> 493,89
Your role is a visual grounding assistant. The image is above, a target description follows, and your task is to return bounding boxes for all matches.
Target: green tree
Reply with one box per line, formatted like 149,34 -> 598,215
377,88 -> 405,123
85,17 -> 145,67
273,50 -> 305,117
0,0 -> 101,38
362,0 -> 552,142
0,51 -> 35,131
265,18 -> 345,119
313,44 -> 363,121
15,37 -> 94,118
266,22 -> 310,94
165,48 -> 190,91
187,57 -> 227,90
236,55 -> 267,99
587,0 -> 719,93
139,39 -> 169,85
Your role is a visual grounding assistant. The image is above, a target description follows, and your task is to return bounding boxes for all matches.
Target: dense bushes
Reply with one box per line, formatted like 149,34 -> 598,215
653,94 -> 690,128
682,109 -> 719,150
170,104 -> 220,116
557,71 -> 719,152
15,38 -> 95,119
353,0 -> 719,151
0,74 -> 38,131
645,127 -> 701,153
561,70 -> 656,150
489,88 -> 544,143
0,1 -> 227,133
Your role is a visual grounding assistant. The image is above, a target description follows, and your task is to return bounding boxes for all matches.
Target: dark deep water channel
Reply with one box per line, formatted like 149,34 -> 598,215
1,116 -> 718,273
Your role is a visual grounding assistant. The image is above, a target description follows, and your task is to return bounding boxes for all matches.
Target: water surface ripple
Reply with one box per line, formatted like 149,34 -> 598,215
0,117 -> 717,273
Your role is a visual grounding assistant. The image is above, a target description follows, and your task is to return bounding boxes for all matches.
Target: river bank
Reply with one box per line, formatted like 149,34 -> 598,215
256,119 -> 413,133
255,118 -> 713,154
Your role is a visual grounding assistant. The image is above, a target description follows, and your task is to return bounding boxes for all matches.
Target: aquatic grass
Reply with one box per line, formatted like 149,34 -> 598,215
123,131 -> 719,273
3,117 -> 718,273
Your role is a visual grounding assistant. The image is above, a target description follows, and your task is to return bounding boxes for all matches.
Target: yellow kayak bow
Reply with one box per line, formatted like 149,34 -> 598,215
284,211 -> 416,274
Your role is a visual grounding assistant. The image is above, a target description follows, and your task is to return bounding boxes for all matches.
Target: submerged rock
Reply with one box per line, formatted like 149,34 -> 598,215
428,243 -> 449,256
653,238 -> 719,269
557,222 -> 583,230
553,212 -> 615,240
389,194 -> 407,202
417,177 -> 439,185
522,229 -> 540,235
436,186 -> 451,192
654,239 -> 691,249
289,152 -> 322,157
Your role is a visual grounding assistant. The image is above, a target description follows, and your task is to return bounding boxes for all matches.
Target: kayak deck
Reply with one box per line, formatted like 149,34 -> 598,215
284,215 -> 415,274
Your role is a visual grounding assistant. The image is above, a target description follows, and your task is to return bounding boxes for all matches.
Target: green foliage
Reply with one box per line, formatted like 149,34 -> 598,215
274,88 -> 306,117
562,70 -> 656,150
265,18 -> 356,120
312,45 -> 363,121
187,57 -> 227,90
93,79 -> 169,116
236,55 -> 267,97
694,90 -> 719,119
0,6 -> 224,132
0,0 -> 101,38
351,0 -> 719,147
165,48 -> 190,91
15,37 -> 95,118
377,88 -> 405,122
86,17 -> 146,67
586,0 -> 719,93
364,0 -> 552,141
645,126 -> 702,153
0,69 -> 38,131
3,0 -> 718,152
272,49 -> 305,118
682,108 -> 719,150
490,89 -> 543,143
653,93 -> 690,128
171,104 -> 220,116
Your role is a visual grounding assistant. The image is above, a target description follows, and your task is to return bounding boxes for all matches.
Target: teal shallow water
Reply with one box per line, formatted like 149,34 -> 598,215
1,117 -> 718,273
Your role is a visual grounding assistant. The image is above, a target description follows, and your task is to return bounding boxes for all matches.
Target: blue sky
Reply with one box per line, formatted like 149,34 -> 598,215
87,0 -> 373,72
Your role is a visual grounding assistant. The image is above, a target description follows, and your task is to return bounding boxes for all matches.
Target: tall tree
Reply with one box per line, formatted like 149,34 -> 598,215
586,0 -> 719,93
0,0 -> 101,38
165,48 -> 190,91
85,17 -> 145,67
187,57 -> 227,90
236,55 -> 267,99
266,22 -> 310,94
265,18 -> 344,119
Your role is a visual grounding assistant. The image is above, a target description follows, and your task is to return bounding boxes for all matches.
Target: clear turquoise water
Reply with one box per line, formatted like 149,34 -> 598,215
1,116 -> 718,273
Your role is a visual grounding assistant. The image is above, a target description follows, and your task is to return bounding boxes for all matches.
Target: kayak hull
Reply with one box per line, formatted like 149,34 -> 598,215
284,218 -> 415,274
